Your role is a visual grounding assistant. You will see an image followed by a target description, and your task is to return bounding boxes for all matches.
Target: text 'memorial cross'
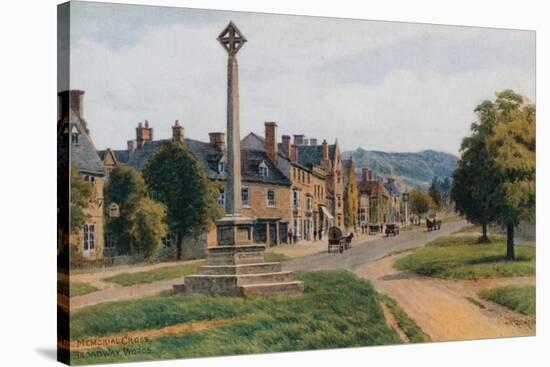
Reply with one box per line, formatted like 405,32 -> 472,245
217,22 -> 247,57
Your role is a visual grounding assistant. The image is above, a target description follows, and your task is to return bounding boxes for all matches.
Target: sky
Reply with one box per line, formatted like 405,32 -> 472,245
62,1 -> 536,155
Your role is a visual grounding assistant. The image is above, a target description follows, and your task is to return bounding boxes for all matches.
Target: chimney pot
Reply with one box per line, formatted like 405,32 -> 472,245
290,144 -> 299,162
322,139 -> 329,160
293,134 -> 305,146
209,132 -> 226,150
281,135 -> 291,158
172,120 -> 184,144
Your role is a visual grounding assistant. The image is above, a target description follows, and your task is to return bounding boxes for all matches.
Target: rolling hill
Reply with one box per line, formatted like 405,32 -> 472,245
344,148 -> 458,189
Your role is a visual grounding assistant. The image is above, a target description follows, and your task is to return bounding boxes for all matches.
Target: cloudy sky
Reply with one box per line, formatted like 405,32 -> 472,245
63,1 -> 535,155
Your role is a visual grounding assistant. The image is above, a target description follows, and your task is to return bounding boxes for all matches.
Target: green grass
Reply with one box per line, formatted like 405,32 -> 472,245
70,270 -> 402,364
69,282 -> 99,297
378,294 -> 430,343
479,285 -> 536,316
264,252 -> 292,262
103,261 -> 205,286
394,236 -> 535,279
453,225 -> 482,234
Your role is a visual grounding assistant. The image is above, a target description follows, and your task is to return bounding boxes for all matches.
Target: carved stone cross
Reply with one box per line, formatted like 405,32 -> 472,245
217,21 -> 247,57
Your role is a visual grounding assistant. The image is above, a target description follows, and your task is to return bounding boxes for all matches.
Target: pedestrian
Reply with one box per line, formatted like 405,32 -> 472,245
313,229 -> 317,241
288,230 -> 293,244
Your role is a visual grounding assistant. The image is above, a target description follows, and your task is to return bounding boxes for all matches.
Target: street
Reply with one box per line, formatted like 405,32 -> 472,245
284,220 -> 467,272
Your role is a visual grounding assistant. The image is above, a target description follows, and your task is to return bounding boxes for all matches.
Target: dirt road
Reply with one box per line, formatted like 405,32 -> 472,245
356,253 -> 535,342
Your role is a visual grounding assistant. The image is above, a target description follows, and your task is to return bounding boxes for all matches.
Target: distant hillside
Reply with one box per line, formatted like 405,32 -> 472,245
344,149 -> 458,189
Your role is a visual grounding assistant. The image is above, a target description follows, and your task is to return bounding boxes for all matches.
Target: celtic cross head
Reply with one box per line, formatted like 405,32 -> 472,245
217,22 -> 247,56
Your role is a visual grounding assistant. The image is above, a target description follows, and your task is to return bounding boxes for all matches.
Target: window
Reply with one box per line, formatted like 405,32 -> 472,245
242,187 -> 250,207
267,189 -> 275,207
218,161 -> 225,173
259,161 -> 269,178
306,196 -> 313,211
337,195 -> 342,208
84,175 -> 96,185
292,188 -> 300,208
218,188 -> 225,206
83,223 -> 95,251
71,125 -> 80,145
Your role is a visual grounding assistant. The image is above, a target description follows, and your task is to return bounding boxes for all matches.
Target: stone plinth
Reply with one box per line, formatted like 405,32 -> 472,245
173,243 -> 304,297
216,216 -> 254,246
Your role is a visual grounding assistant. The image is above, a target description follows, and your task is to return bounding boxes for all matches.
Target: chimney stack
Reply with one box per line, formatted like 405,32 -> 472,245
209,132 -> 226,150
293,134 -> 305,146
322,139 -> 329,160
290,144 -> 299,162
281,135 -> 291,158
58,90 -> 85,121
264,121 -> 278,163
136,120 -> 153,149
172,120 -> 184,144
309,138 -> 318,146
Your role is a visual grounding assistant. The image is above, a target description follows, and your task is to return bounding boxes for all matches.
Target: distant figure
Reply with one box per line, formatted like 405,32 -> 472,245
288,230 -> 293,244
313,229 -> 318,241
293,232 -> 298,244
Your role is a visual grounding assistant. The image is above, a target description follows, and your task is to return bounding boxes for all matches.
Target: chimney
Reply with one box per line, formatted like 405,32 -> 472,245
362,168 -> 369,182
322,139 -> 329,160
58,90 -> 85,121
209,132 -> 226,150
136,120 -> 153,149
281,135 -> 291,158
293,134 -> 304,146
172,120 -> 184,144
127,140 -> 135,154
290,144 -> 299,162
309,138 -> 318,146
264,122 -> 278,163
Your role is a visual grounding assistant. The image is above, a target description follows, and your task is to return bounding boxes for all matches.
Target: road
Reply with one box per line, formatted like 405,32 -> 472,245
284,220 -> 467,272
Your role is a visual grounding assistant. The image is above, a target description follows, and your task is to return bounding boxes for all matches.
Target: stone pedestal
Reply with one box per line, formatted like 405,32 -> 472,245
216,216 -> 254,246
174,243 -> 304,297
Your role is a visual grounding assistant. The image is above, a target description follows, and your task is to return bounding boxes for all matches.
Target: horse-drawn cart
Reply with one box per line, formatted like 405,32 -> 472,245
385,223 -> 400,236
328,227 -> 353,253
426,218 -> 442,231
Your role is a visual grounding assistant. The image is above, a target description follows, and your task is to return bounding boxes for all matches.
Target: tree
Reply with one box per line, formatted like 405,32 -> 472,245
409,188 -> 432,220
451,99 -> 501,242
128,198 -> 167,259
344,160 -> 359,229
70,165 -> 92,232
105,164 -> 166,259
143,141 -> 224,259
487,90 -> 535,260
428,177 -> 443,209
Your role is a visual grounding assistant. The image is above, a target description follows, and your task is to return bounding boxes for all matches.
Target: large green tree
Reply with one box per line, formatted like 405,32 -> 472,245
487,90 -> 536,260
105,164 -> 167,259
70,165 -> 92,232
451,100 -> 501,242
143,141 -> 224,259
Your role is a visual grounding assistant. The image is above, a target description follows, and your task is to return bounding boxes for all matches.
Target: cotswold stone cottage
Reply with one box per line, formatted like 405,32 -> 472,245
59,90 -> 106,261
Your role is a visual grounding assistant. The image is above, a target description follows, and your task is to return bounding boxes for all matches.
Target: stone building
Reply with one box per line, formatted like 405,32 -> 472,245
383,178 -> 402,223
59,90 -> 106,261
242,123 -> 331,241
102,120 -> 292,252
358,168 -> 391,224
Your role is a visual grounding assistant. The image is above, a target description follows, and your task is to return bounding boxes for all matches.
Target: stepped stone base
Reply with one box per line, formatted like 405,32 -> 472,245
173,244 -> 304,298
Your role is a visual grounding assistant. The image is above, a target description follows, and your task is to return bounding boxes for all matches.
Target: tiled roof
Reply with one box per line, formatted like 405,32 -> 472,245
358,180 -> 390,198
67,109 -> 105,176
103,137 -> 290,186
296,144 -> 336,168
384,181 -> 400,197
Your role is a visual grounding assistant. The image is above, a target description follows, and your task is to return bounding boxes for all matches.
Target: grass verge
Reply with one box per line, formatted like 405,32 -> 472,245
479,285 -> 535,316
69,282 -> 99,297
103,261 -> 205,286
394,236 -> 535,279
70,270 -> 401,364
378,294 -> 431,343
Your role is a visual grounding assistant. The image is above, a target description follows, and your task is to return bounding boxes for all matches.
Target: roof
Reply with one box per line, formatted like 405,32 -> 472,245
66,109 -> 105,176
384,180 -> 400,197
296,144 -> 336,168
103,137 -> 290,186
358,180 -> 390,198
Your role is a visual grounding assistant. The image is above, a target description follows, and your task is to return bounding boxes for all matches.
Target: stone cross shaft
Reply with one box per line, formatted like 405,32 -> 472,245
218,22 -> 247,216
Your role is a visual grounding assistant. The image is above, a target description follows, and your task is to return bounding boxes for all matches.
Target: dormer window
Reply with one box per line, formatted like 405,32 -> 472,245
71,125 -> 80,145
218,161 -> 225,173
259,161 -> 269,178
